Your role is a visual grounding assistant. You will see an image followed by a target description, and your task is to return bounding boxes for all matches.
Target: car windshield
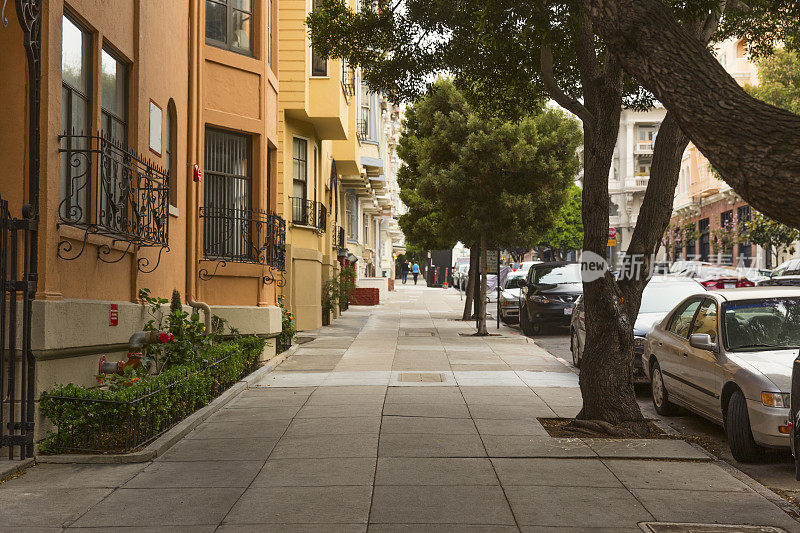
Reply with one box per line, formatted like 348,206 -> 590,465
505,274 -> 525,289
639,283 -> 704,314
723,297 -> 800,351
687,265 -> 742,279
533,264 -> 582,285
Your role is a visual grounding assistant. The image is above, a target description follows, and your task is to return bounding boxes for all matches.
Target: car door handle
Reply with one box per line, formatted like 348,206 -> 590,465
682,352 -> 689,357
658,342 -> 663,346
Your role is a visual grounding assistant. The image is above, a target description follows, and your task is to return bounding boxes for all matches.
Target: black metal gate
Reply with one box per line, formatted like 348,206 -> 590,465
0,198 -> 37,460
1,0 -> 42,460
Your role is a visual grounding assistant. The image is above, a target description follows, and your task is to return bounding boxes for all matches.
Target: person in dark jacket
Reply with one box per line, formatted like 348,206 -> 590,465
401,261 -> 410,284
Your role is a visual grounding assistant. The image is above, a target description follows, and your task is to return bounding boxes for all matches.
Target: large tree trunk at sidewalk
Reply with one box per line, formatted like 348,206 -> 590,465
462,246 -> 478,320
582,0 -> 800,229
476,233 -> 489,336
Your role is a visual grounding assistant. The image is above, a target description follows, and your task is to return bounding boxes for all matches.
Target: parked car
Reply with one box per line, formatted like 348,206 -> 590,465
791,353 -> 800,479
570,276 -> 706,381
454,262 -> 470,290
519,262 -> 582,336
644,287 -> 800,462
499,271 -> 527,323
759,259 -> 800,286
678,264 -> 755,289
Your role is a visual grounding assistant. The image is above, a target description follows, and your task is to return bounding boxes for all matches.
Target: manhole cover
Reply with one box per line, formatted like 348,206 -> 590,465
403,331 -> 435,337
639,523 -> 787,533
398,372 -> 444,382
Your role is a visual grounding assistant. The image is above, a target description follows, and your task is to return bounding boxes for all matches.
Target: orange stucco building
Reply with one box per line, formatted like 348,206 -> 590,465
0,0 -> 283,441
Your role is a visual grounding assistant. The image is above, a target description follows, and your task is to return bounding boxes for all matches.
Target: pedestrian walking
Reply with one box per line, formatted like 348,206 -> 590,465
401,261 -> 410,284
412,262 -> 420,285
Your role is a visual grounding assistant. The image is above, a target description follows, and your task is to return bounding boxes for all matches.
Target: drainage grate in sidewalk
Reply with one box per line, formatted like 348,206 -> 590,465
639,524 -> 787,533
398,372 -> 445,383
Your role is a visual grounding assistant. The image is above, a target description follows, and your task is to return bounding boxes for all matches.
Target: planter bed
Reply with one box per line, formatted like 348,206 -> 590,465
39,337 -> 265,455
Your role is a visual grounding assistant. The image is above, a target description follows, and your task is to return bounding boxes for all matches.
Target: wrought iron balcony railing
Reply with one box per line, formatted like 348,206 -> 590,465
200,206 -> 286,268
338,226 -> 346,249
57,132 -> 170,272
357,120 -> 369,141
341,62 -> 356,97
290,197 -> 327,232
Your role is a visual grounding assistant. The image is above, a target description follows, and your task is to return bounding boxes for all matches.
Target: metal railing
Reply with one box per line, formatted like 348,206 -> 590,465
341,62 -> 356,96
290,197 -> 327,232
357,120 -> 368,141
200,206 -> 286,270
57,132 -> 170,272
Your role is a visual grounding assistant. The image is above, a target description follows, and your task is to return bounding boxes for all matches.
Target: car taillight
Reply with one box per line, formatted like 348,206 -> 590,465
702,280 -> 721,289
736,280 -> 755,287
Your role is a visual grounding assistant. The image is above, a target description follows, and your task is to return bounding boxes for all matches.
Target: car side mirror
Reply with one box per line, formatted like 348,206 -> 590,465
689,333 -> 717,351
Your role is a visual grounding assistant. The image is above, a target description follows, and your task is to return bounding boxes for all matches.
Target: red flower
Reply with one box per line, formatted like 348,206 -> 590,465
159,332 -> 174,344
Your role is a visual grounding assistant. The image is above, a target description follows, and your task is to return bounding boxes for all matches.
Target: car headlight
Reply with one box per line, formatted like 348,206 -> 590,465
531,295 -> 550,304
633,336 -> 646,349
761,392 -> 791,408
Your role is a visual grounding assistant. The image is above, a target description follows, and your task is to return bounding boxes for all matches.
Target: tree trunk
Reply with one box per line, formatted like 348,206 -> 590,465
473,243 -> 481,319
582,0 -> 800,229
462,246 -> 477,320
476,233 -> 489,336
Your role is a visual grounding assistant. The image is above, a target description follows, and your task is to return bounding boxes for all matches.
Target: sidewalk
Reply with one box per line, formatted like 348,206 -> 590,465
2,284 -> 799,531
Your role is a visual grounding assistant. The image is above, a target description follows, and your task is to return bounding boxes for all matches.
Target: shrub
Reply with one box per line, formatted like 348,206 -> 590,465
39,337 -> 265,454
277,295 -> 295,352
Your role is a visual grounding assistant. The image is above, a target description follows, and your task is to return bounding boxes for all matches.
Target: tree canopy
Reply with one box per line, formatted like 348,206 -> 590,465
540,184 -> 584,257
747,47 -> 800,116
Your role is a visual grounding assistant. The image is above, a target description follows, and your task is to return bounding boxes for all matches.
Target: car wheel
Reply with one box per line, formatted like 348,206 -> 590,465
520,306 -> 535,337
650,360 -> 679,416
726,389 -> 764,463
570,329 -> 580,368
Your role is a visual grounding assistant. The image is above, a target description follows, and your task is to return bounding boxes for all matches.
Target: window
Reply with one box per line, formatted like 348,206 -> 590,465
204,128 -> 252,259
206,0 -> 253,56
698,218 -> 710,261
101,48 -> 128,144
293,138 -> 308,202
346,193 -> 357,239
668,299 -> 701,338
691,300 -> 718,343
360,82 -> 371,138
737,205 -> 752,264
313,144 -> 318,204
61,14 -> 92,223
638,126 -> 656,141
684,222 -> 696,260
166,100 -> 178,208
310,1 -> 327,75
363,214 -> 369,245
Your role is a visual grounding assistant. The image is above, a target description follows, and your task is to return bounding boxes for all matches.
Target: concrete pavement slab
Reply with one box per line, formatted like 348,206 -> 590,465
70,487 -> 245,527
370,485 -> 515,525
270,433 -> 379,458
583,439 -> 711,460
491,458 -> 621,487
369,526 -> 517,532
222,486 -> 372,525
631,488 -> 800,531
482,436 -> 596,458
378,433 -> 487,457
255,372 -> 328,387
468,404 -> 556,420
304,393 -> 386,406
384,387 -> 464,404
238,386 -> 315,398
66,527 -> 217,532
0,463 -> 144,489
603,459 -> 752,491
212,405 -> 301,421
474,418 -> 549,436
380,416 -> 478,435
0,488 -> 113,528
252,458 -> 377,486
382,402 -> 471,418
284,416 -> 381,436
185,418 -> 292,440
217,525 -> 366,532
295,403 -> 384,418
158,437 -> 279,462
374,457 -> 498,486
124,460 -> 262,488
224,394 -> 309,408
504,485 -> 653,528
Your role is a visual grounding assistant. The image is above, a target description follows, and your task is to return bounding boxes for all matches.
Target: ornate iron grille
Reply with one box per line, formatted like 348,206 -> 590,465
357,119 -> 368,141
341,62 -> 356,96
338,226 -> 346,249
199,206 -> 286,284
290,197 -> 327,232
57,133 -> 170,272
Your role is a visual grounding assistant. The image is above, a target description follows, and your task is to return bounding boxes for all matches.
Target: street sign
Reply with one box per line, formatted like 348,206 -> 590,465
607,238 -> 617,247
486,250 -> 499,274
608,227 -> 617,239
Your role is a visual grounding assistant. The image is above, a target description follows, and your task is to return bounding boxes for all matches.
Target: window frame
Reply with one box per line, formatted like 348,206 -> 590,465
309,0 -> 328,76
667,297 -> 703,339
205,0 -> 255,57
166,100 -> 178,208
690,298 -> 719,343
100,45 -> 129,144
292,136 -> 309,204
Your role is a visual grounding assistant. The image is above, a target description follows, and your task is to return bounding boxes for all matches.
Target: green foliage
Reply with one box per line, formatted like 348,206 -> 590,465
540,184 -> 583,254
744,211 -> 800,263
398,80 -> 583,251
39,337 -> 265,454
277,295 -> 296,350
322,277 -> 342,314
747,47 -> 800,115
339,267 -> 357,308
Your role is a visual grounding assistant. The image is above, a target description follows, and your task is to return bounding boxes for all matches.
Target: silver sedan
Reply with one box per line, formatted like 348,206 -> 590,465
644,287 -> 800,462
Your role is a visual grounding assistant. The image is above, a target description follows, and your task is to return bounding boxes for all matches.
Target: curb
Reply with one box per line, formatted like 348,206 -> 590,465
37,343 -> 298,465
713,459 -> 800,522
0,458 -> 35,480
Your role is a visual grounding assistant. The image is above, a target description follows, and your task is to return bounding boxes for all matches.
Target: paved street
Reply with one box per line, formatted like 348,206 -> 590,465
2,285 -> 800,530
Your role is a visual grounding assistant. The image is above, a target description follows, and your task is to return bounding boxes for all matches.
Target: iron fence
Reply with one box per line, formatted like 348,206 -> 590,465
0,196 -> 38,460
200,206 -> 286,270
40,348 -> 259,454
341,62 -> 356,96
57,132 -> 170,272
357,120 -> 368,141
290,198 -> 327,232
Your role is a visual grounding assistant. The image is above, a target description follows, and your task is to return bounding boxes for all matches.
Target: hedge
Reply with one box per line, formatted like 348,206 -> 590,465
39,336 -> 265,454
